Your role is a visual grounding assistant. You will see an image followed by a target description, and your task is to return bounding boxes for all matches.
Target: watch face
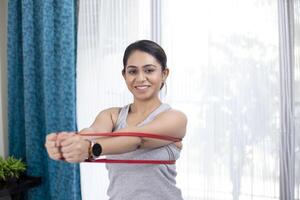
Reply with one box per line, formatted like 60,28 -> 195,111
92,143 -> 102,157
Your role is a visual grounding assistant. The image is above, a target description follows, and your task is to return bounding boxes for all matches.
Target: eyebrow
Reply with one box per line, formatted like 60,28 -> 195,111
126,64 -> 159,69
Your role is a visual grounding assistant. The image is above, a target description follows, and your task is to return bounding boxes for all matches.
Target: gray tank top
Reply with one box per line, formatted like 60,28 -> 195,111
105,103 -> 183,200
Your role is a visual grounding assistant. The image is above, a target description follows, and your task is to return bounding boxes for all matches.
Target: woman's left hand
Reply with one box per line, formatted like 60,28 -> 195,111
60,134 -> 90,163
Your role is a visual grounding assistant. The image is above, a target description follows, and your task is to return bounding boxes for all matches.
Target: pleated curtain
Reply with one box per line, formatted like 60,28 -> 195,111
7,0 -> 81,199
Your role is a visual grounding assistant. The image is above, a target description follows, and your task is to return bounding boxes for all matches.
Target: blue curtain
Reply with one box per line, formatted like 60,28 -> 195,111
7,0 -> 81,199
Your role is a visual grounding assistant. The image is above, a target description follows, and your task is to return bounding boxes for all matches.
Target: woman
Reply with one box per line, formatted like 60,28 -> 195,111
45,40 -> 187,200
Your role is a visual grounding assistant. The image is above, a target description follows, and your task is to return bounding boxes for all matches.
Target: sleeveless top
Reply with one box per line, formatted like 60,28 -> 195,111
105,103 -> 183,200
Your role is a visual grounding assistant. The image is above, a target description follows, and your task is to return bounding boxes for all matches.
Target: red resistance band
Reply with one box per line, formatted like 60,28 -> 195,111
79,132 -> 182,165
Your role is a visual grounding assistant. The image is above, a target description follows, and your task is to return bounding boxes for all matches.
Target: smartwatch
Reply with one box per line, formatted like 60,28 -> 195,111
86,140 -> 102,160
92,142 -> 102,158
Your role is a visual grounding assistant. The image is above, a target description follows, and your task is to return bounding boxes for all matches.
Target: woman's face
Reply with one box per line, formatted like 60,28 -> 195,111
123,50 -> 168,101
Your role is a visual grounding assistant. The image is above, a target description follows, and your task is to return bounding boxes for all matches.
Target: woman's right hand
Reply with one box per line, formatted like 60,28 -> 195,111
45,132 -> 62,160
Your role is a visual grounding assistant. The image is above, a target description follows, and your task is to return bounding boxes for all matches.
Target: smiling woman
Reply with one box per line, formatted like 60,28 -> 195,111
45,40 -> 187,200
122,40 -> 169,102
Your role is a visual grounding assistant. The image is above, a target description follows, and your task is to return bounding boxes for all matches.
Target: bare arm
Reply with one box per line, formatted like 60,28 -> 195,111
90,109 -> 187,152
80,108 -> 142,155
115,109 -> 187,149
59,108 -> 142,162
59,108 -> 187,162
81,107 -> 118,133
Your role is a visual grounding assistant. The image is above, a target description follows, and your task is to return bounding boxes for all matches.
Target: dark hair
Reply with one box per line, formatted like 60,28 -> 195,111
122,40 -> 167,74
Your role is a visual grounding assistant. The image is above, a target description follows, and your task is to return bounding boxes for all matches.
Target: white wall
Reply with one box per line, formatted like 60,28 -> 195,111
0,0 -> 8,158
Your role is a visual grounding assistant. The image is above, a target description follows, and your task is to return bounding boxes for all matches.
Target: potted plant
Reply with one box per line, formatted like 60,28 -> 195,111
0,156 -> 26,185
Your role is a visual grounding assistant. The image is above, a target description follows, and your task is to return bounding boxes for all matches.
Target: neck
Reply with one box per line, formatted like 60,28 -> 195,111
130,98 -> 162,114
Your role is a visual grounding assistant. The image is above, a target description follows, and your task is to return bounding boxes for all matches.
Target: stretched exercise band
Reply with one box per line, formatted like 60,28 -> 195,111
79,132 -> 181,164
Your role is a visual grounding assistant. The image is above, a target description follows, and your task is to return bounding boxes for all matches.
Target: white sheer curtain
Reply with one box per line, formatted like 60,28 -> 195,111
76,1 -> 152,200
161,1 -> 279,199
294,0 -> 300,198
76,0 -> 297,199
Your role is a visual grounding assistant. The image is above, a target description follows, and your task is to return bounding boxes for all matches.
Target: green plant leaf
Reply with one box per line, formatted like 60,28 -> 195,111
0,156 -> 26,181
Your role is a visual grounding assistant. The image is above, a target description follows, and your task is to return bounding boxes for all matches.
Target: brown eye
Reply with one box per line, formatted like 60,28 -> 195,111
127,69 -> 137,75
145,69 -> 155,74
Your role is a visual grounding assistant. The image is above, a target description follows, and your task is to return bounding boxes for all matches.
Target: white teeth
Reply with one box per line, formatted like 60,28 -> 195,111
136,86 -> 148,90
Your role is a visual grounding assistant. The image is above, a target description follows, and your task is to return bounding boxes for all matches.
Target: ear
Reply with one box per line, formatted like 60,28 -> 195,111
162,68 -> 169,81
122,70 -> 125,78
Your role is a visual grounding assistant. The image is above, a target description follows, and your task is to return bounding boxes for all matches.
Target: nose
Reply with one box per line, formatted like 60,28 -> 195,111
136,71 -> 146,82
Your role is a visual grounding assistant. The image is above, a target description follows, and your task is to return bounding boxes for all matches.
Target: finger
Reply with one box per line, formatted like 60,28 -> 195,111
49,147 -> 62,155
47,149 -> 62,160
45,137 -> 62,156
51,153 -> 63,160
62,151 -> 82,162
60,144 -> 74,154
61,152 -> 74,160
62,136 -> 88,150
57,132 -> 72,140
62,144 -> 84,157
63,150 -> 85,163
61,135 -> 81,147
57,132 -> 76,146
47,148 -> 63,160
46,133 -> 57,141
45,140 -> 57,148
56,132 -> 69,144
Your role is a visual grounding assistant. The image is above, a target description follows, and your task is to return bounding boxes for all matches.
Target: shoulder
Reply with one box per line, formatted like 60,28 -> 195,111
90,107 -> 120,132
104,107 -> 121,115
96,107 -> 121,119
150,108 -> 187,138
156,108 -> 188,127
160,108 -> 187,119
91,107 -> 122,130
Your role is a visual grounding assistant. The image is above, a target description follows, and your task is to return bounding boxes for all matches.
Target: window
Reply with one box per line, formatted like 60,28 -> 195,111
77,1 -> 298,199
161,0 -> 279,199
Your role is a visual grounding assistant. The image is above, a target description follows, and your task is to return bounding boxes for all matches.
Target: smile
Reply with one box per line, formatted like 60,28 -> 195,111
134,85 -> 150,90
